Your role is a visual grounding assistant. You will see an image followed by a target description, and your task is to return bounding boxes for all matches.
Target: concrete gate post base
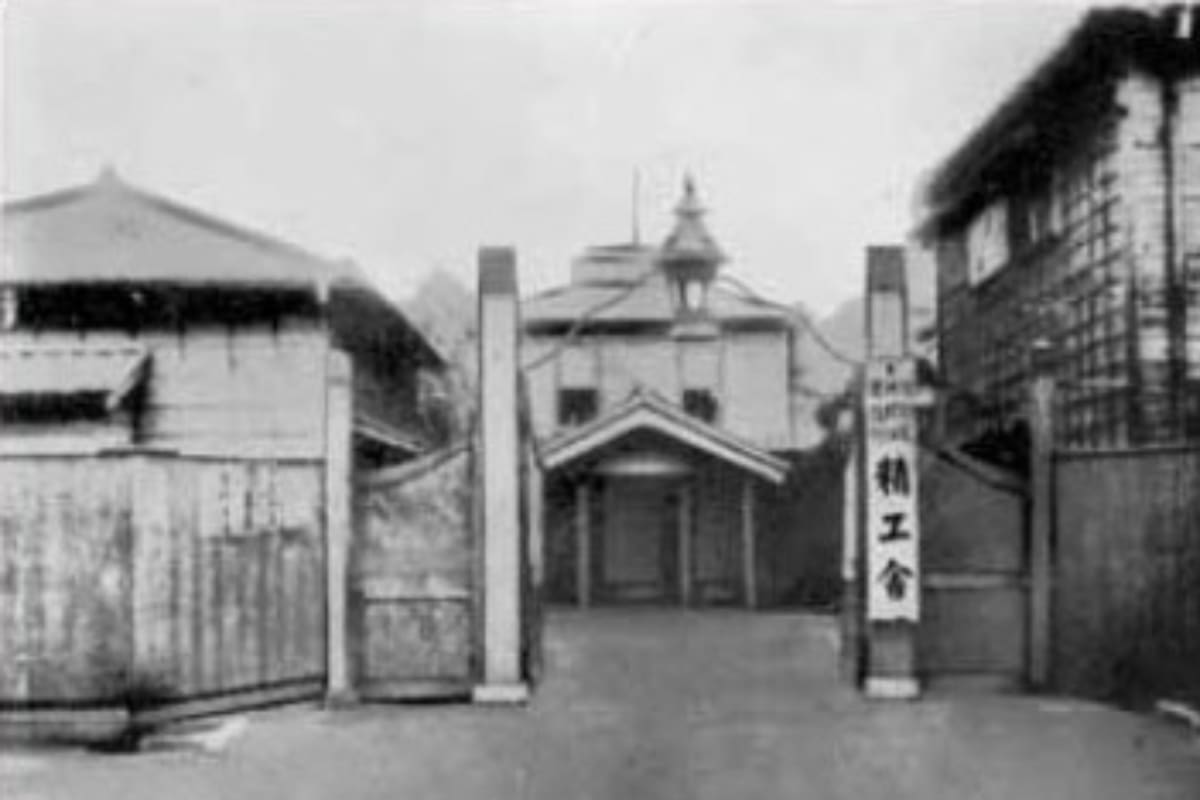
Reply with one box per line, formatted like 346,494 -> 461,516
864,677 -> 920,700
472,683 -> 530,705
864,622 -> 920,700
323,689 -> 359,709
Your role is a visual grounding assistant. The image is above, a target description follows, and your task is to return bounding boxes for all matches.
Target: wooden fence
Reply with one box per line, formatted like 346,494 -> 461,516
0,452 -> 326,710
1054,446 -> 1200,706
352,445 -> 474,699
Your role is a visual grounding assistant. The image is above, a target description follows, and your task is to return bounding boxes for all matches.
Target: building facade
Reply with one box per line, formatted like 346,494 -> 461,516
523,180 -> 828,608
919,7 -> 1200,448
0,171 -> 447,716
0,170 -> 441,463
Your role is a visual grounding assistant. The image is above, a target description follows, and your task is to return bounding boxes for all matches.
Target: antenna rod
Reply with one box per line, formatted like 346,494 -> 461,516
632,168 -> 641,245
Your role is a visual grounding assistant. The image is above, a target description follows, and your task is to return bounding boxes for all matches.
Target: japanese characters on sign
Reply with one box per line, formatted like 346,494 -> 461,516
865,358 -> 920,622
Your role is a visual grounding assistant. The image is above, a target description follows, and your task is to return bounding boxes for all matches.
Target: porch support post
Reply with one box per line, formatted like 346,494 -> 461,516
324,348 -> 355,704
473,247 -> 528,704
575,480 -> 591,608
741,476 -> 757,610
678,482 -> 692,607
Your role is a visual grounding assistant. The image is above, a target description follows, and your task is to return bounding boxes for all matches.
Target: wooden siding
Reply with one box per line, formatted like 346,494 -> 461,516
0,453 -> 326,705
692,464 -> 742,603
1053,447 -> 1200,706
722,331 -> 791,450
1116,70 -> 1175,440
525,328 -> 792,450
1174,75 -> 1200,406
935,66 -> 1200,446
917,450 -> 1028,686
0,324 -> 329,458
0,458 -> 132,702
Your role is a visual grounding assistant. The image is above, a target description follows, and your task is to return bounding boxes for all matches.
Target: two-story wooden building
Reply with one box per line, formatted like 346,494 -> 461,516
0,170 -> 445,718
523,180 -> 830,608
0,169 -> 442,462
919,7 -> 1200,448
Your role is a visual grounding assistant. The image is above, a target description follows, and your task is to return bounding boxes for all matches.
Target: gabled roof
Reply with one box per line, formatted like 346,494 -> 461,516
542,388 -> 789,484
1,170 -> 444,367
2,169 -> 368,291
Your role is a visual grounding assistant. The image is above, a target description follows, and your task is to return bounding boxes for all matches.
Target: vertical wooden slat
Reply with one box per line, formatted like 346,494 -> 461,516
269,524 -> 286,684
741,477 -> 757,610
255,530 -> 270,684
26,470 -> 48,700
188,494 -> 205,695
575,481 -> 590,609
0,472 -> 15,697
678,483 -> 692,607
166,463 -> 185,694
42,464 -> 67,698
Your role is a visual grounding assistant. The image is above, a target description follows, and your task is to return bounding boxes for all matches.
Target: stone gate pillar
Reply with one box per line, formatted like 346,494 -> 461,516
473,247 -> 530,704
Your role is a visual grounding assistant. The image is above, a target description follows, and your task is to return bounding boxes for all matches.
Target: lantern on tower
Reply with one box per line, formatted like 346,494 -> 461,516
658,176 -> 725,336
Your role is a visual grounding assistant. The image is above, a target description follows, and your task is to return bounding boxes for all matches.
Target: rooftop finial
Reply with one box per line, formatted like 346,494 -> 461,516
676,173 -> 705,217
660,173 -> 725,269
96,165 -> 121,188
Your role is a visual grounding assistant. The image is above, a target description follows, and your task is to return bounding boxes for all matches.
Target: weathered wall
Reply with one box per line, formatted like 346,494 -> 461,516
351,447 -> 474,695
0,458 -> 131,702
1116,69 -> 1175,437
0,324 -> 329,458
1053,446 -> 1200,706
0,453 -> 326,705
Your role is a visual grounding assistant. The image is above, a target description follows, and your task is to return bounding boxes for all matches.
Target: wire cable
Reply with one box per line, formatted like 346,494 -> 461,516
521,266 -> 660,373
716,273 -> 865,368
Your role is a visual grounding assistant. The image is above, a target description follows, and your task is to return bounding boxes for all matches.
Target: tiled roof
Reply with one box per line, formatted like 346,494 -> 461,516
523,271 -> 789,325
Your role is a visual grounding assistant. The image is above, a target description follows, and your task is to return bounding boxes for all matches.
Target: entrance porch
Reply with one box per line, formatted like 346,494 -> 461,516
540,391 -> 788,608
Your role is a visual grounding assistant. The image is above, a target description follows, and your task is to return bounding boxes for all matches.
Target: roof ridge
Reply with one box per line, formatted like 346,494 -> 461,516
121,183 -> 344,272
5,172 -> 348,277
3,184 -> 93,215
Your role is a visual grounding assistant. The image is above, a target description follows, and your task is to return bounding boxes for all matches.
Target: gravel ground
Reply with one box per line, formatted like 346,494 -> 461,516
3,608 -> 1199,799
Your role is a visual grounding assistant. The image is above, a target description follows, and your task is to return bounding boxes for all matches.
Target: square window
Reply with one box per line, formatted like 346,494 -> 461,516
557,388 -> 598,427
682,388 -> 719,423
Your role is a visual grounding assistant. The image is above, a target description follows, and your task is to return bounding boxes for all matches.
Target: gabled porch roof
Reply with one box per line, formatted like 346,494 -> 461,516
542,389 -> 789,485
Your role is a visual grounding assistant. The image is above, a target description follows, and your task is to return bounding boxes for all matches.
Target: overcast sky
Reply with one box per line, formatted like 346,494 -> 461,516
4,0 -> 1085,315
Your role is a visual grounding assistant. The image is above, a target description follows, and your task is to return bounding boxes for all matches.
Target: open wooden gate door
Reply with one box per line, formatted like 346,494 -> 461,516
351,446 -> 475,700
917,447 -> 1029,691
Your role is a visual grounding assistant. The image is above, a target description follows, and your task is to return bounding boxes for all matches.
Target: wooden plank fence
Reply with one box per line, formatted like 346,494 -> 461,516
0,452 -> 326,710
1054,446 -> 1200,706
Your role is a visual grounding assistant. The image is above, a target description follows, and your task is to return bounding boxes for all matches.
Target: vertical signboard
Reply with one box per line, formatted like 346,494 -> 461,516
864,357 -> 920,622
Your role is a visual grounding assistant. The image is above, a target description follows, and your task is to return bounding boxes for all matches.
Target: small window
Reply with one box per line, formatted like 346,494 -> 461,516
682,388 -> 718,423
557,388 -> 598,427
